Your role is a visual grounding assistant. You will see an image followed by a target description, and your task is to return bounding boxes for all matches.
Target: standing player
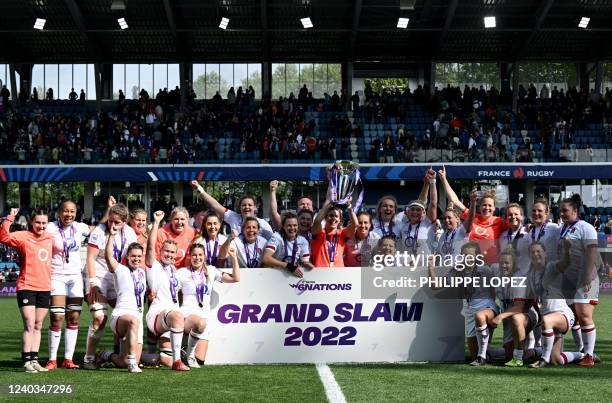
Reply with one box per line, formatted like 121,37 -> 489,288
145,211 -> 190,371
177,242 -> 241,367
84,203 -> 137,369
371,196 -> 403,238
0,208 -> 53,373
498,204 -> 530,275
44,200 -> 92,370
439,165 -> 507,264
103,232 -> 146,373
311,201 -> 357,268
399,168 -> 438,258
192,211 -> 228,268
558,195 -> 600,366
436,191 -> 477,258
231,217 -> 267,268
129,208 -> 149,252
263,212 -> 314,277
344,212 -> 380,267
155,207 -> 196,268
192,180 -> 274,240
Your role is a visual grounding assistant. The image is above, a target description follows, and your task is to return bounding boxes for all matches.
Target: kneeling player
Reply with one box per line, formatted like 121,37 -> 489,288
528,241 -> 584,368
103,230 -> 146,373
177,242 -> 241,367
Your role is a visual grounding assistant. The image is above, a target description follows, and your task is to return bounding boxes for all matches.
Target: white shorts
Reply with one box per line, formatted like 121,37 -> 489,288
85,273 -> 117,301
111,315 -> 144,344
181,306 -> 212,340
567,277 -> 600,305
51,273 -> 84,298
146,305 -> 181,336
464,299 -> 499,337
544,307 -> 575,334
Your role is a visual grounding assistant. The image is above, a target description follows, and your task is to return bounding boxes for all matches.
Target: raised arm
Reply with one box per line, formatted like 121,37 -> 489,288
312,199 -> 332,236
221,243 -> 241,283
104,226 -> 120,273
268,180 -> 282,230
0,208 -> 21,248
146,210 -> 164,267
344,206 -> 358,238
98,196 -> 116,225
463,190 -> 478,232
425,168 -> 437,222
438,165 -> 467,212
418,173 -> 430,205
191,180 -> 226,217
217,229 -> 239,267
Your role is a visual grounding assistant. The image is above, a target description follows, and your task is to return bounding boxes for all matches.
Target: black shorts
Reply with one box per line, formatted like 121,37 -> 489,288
16,290 -> 51,308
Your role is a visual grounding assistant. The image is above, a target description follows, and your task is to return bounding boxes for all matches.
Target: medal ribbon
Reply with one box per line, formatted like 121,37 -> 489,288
58,221 -> 75,263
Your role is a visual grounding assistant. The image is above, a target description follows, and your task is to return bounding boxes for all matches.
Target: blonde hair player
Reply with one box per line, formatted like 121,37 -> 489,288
177,240 -> 241,367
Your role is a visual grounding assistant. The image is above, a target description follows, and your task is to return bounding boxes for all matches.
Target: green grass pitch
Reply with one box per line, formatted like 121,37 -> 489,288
0,296 -> 609,402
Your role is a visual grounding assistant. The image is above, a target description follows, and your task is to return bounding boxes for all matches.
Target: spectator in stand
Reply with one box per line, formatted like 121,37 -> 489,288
46,88 -> 54,101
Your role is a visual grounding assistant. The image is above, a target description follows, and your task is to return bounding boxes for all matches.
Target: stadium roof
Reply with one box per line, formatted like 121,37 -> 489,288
1,0 -> 612,64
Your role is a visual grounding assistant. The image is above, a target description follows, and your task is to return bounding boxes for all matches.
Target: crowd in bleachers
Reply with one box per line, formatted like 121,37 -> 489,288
0,82 -> 611,164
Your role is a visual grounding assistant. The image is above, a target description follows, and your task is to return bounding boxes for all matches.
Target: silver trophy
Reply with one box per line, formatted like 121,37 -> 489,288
328,160 -> 364,210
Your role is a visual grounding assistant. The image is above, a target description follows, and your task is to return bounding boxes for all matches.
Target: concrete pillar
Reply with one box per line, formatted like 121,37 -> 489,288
594,61 -> 603,94
18,183 -> 31,209
143,182 -> 151,217
0,182 -> 6,213
8,64 -> 17,102
524,180 -> 534,211
179,62 -> 192,111
342,61 -> 354,101
261,183 -> 271,219
262,62 -> 272,99
83,182 -> 94,220
172,182 -> 183,207
512,63 -> 519,113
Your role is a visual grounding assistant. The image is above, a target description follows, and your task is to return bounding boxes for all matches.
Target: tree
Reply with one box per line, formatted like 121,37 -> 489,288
193,70 -> 229,99
240,69 -> 262,98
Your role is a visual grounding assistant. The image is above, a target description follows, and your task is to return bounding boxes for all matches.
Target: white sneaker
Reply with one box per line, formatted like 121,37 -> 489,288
128,363 -> 142,373
30,360 -> 49,372
187,356 -> 200,369
24,361 -> 38,373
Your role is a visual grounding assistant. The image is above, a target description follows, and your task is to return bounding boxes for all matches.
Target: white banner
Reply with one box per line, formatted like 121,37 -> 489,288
205,268 -> 465,364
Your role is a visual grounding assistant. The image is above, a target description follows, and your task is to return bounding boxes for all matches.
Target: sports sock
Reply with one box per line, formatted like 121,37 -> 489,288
560,351 -> 584,365
527,330 -> 536,349
476,325 -> 489,359
21,352 -> 31,364
127,354 -> 137,366
64,324 -> 78,360
48,326 -> 61,361
513,349 -> 524,360
571,324 -> 584,351
581,324 -> 596,355
170,328 -> 184,362
541,329 -> 555,363
187,331 -> 203,359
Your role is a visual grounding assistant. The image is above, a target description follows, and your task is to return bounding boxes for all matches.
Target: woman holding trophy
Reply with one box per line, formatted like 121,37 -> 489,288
310,161 -> 361,268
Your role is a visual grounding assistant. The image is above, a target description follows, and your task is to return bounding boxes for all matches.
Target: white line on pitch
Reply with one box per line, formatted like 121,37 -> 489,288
316,363 -> 347,403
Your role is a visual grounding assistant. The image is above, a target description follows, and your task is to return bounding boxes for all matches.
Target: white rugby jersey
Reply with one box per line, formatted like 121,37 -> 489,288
232,235 -> 267,268
371,214 -> 403,239
177,265 -> 222,312
88,224 -> 137,277
265,233 -> 310,264
223,210 -> 274,240
435,225 -> 469,258
47,221 -> 90,276
112,264 -> 146,318
147,260 -> 181,311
